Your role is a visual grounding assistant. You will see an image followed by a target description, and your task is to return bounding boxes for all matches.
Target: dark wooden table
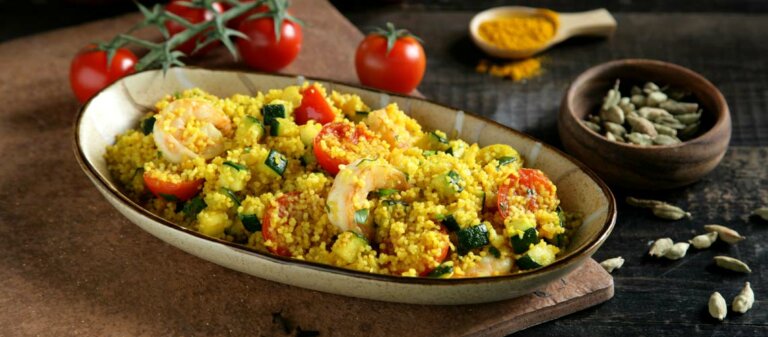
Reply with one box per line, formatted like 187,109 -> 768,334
2,1 -> 766,336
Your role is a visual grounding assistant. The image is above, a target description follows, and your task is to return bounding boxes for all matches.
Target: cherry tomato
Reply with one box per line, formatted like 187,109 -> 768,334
497,168 -> 556,219
418,225 -> 451,276
355,23 -> 426,94
262,192 -> 300,257
142,173 -> 203,202
236,13 -> 302,72
313,122 -> 373,176
294,86 -> 335,125
164,0 -> 225,56
69,46 -> 137,103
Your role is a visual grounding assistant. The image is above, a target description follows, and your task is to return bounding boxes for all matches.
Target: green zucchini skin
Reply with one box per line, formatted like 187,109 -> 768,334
457,224 -> 489,255
510,227 -> 539,254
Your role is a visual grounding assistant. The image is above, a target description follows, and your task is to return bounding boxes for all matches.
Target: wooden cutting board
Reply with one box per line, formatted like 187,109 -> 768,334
0,1 -> 613,336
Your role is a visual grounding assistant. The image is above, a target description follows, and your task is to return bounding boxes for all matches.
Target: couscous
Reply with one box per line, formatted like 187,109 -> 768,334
105,83 -> 578,278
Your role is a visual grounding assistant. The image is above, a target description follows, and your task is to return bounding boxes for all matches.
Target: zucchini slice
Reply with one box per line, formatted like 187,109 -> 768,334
264,149 -> 288,176
262,104 -> 285,126
141,116 -> 156,135
438,214 -> 460,232
457,224 -> 489,255
510,227 -> 539,254
431,170 -> 463,196
333,231 -> 369,264
239,213 -> 262,232
516,242 -> 558,270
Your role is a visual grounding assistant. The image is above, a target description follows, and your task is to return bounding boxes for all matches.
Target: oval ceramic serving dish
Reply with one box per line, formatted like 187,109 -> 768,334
74,68 -> 616,305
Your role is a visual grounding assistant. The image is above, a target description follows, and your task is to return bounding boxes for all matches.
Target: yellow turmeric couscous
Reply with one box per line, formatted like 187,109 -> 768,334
105,83 -> 577,278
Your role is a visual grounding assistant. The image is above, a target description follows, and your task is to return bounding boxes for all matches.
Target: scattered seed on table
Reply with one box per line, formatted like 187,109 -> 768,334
703,224 -> 745,244
713,256 -> 752,273
709,292 -> 727,321
600,256 -> 624,273
752,207 -> 768,221
649,238 -> 674,257
663,242 -> 690,260
689,232 -> 718,249
732,282 -> 754,314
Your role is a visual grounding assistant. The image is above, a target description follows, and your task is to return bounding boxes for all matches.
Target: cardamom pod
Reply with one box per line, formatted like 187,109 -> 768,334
587,114 -> 602,124
646,91 -> 668,107
601,105 -> 625,125
653,123 -> 678,137
603,121 -> 627,137
703,224 -> 745,244
751,207 -> 768,221
599,256 -> 624,273
713,256 -> 752,273
659,100 -> 699,115
732,282 -> 754,314
678,121 -> 700,139
601,80 -> 622,110
618,97 -> 635,114
583,120 -> 602,133
627,132 -> 653,146
649,238 -> 674,258
709,292 -> 727,321
643,82 -> 660,94
626,197 -> 665,208
656,117 -> 687,130
631,86 -> 643,96
689,231 -> 718,249
630,94 -> 646,107
605,132 -> 616,141
663,242 -> 690,260
666,88 -> 690,101
638,107 -> 672,120
652,203 -> 691,220
653,134 -> 681,146
627,116 -> 658,137
673,111 -> 702,125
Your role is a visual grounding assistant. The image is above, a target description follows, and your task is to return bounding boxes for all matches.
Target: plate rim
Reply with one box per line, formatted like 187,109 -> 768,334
72,66 -> 617,286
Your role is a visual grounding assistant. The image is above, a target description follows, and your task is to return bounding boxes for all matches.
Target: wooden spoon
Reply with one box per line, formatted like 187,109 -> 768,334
470,7 -> 617,59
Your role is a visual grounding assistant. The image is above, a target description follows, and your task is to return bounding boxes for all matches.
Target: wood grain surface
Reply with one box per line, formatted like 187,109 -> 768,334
0,1 -> 613,336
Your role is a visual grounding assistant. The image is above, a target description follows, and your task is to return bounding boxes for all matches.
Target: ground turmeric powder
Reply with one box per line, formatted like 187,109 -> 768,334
476,58 -> 542,81
477,11 -> 558,50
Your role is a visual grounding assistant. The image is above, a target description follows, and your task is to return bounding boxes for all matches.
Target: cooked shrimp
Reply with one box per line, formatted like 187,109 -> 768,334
460,255 -> 512,277
153,98 -> 233,163
366,104 -> 422,149
326,158 -> 409,240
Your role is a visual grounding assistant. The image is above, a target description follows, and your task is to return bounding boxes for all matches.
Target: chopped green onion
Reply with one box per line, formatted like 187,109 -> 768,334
377,188 -> 399,197
430,131 -> 448,144
222,188 -> 241,206
354,208 -> 369,225
423,150 -> 437,157
182,196 -> 207,219
141,116 -> 156,135
427,264 -> 454,278
239,214 -> 262,232
265,149 -> 288,176
244,146 -> 252,153
246,115 -> 262,124
497,156 -> 517,168
223,161 -> 248,171
382,200 -> 409,207
447,170 -> 463,193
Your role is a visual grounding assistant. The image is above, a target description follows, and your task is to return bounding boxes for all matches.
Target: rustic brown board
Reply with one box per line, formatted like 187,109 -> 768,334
0,1 -> 613,336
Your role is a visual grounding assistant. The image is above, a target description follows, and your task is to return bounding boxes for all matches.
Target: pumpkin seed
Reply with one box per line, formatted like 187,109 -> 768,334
732,282 -> 754,314
713,256 -> 752,273
703,224 -> 745,244
709,292 -> 727,321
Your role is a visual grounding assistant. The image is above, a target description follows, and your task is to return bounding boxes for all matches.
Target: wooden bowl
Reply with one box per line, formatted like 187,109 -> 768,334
558,59 -> 731,190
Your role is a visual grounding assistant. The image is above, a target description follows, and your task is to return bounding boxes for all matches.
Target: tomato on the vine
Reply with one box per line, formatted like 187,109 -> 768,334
235,3 -> 302,72
355,22 -> 426,94
164,0 -> 225,56
69,46 -> 138,103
